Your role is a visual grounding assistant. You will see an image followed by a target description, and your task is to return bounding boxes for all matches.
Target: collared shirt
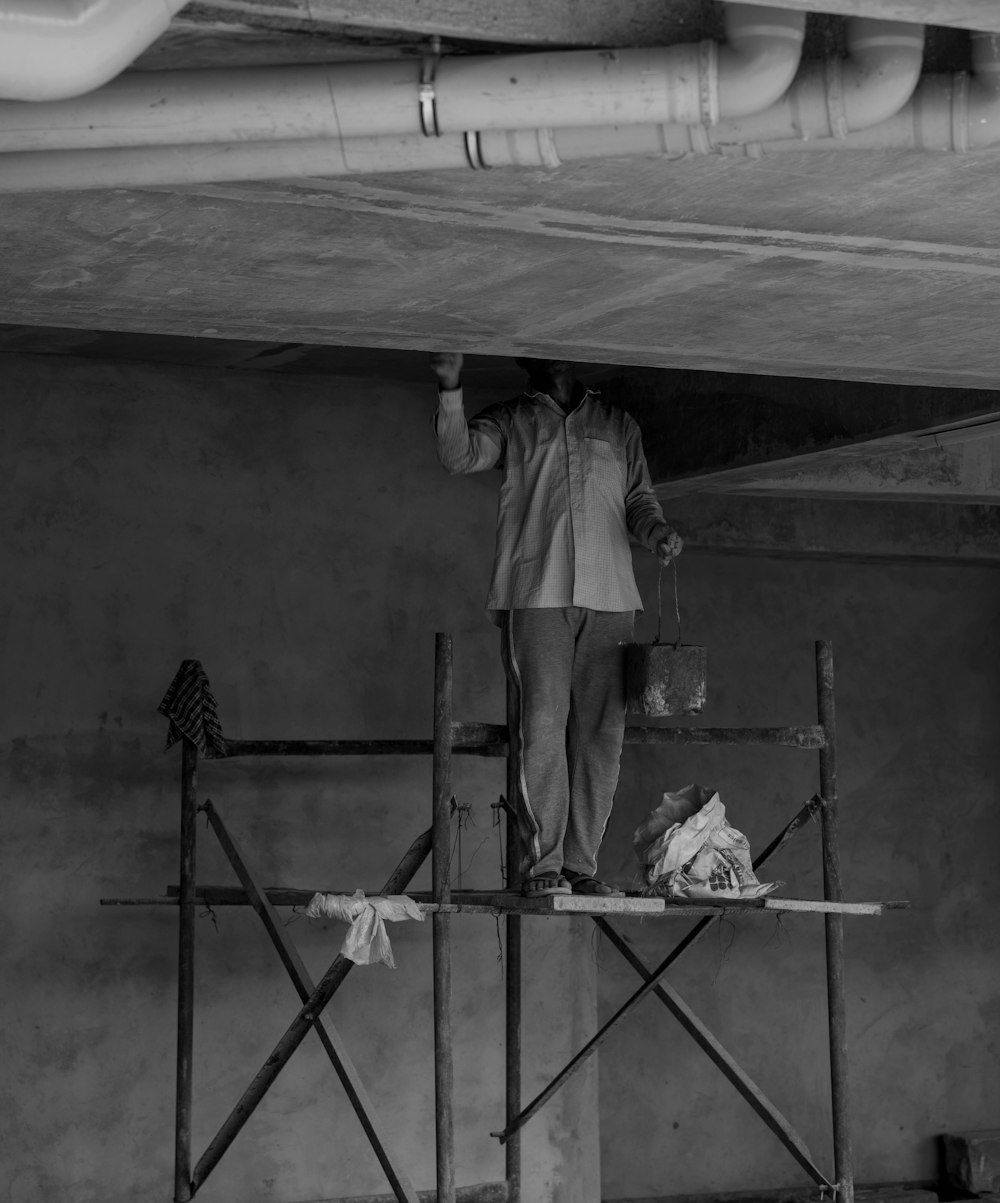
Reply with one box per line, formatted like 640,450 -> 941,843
435,385 -> 671,621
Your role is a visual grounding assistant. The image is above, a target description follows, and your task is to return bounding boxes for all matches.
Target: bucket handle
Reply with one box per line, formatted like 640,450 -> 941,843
655,558 -> 682,649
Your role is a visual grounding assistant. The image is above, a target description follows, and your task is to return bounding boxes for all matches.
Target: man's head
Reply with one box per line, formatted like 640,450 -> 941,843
514,357 -> 575,393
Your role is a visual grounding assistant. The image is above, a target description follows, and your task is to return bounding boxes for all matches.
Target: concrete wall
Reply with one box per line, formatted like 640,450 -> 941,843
0,354 -> 599,1203
599,548 -> 1000,1197
2,353 -> 998,1203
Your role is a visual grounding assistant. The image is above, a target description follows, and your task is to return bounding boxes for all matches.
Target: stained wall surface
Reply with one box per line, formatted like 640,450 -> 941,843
0,354 -> 599,1203
2,353 -> 998,1203
600,547 -> 1000,1196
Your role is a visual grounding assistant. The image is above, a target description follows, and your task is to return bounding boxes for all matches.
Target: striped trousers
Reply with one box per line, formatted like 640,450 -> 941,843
501,607 -> 633,881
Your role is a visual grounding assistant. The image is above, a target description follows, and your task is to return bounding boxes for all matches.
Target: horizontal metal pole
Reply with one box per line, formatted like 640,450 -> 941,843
221,723 -> 506,758
319,1184 -> 509,1203
211,724 -> 822,758
102,895 -> 905,918
624,725 -> 826,748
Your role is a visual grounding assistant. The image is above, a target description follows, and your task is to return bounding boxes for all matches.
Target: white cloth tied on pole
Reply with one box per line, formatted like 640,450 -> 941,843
305,890 -> 425,968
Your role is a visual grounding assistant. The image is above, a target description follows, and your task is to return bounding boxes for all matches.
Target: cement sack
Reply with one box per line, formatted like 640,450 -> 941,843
633,783 -> 781,899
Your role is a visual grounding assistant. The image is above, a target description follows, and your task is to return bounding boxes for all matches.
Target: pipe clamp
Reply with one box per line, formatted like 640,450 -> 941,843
698,39 -> 720,127
419,48 -> 441,137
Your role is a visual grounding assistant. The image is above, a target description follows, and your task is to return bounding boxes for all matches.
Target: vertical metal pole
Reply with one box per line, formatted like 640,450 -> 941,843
174,737 -> 198,1203
432,634 -> 455,1203
504,679 -> 522,1203
816,640 -> 854,1203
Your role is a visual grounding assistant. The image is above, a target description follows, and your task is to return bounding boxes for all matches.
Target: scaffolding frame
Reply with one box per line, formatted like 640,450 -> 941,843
105,636 -> 902,1203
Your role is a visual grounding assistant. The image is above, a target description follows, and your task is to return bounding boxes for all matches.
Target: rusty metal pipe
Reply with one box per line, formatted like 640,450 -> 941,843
816,640 -> 854,1203
432,634 -> 455,1203
173,738 -> 197,1203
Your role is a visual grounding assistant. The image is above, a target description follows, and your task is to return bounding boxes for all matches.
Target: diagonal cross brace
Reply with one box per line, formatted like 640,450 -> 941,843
493,796 -> 822,1144
189,821 -> 433,1196
199,800 -> 422,1203
594,916 -> 833,1188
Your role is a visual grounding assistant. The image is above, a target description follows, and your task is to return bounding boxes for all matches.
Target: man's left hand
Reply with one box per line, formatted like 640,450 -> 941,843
656,531 -> 684,564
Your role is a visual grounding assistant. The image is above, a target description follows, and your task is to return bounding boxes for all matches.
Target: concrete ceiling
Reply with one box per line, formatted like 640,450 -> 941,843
4,0 -> 1000,560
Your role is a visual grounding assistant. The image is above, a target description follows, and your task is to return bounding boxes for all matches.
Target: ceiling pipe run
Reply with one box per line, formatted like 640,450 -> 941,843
0,0 -> 189,102
546,17 -> 925,161
0,3 -> 804,152
693,18 -> 926,148
758,29 -> 1000,151
8,11 -> 1000,191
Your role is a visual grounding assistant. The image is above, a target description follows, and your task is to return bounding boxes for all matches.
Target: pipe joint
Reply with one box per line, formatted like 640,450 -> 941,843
0,0 -> 188,101
709,16 -> 923,150
716,4 -> 806,119
478,127 -> 561,170
951,71 -> 971,152
824,55 -> 849,139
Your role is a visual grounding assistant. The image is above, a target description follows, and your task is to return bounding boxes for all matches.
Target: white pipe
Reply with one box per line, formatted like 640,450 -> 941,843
16,12 -> 1000,192
550,18 -> 925,160
0,0 -> 189,101
435,4 -> 805,131
0,135 -> 474,191
708,19 -> 926,145
0,3 -> 805,152
715,4 -> 812,117
762,30 -> 1000,152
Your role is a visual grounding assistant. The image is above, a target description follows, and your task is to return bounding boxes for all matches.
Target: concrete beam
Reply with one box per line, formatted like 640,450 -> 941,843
663,494 -> 1000,563
179,0 -> 715,47
606,368 -> 1000,488
728,0 -> 1000,35
671,432 -> 1000,504
192,0 -> 1000,40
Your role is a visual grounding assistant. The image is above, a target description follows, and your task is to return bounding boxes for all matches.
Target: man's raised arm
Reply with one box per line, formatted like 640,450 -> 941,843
430,351 -> 504,474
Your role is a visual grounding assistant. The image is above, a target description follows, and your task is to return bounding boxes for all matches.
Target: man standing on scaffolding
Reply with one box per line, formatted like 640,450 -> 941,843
430,352 -> 683,899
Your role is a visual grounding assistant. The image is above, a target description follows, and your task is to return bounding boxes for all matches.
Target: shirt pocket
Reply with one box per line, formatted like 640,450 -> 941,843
585,436 -> 623,484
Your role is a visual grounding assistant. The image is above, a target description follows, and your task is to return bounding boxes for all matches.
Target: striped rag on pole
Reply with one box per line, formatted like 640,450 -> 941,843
158,659 -> 227,757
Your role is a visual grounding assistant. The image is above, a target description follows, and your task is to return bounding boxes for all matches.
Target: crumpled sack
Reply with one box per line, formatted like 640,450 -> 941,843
305,890 -> 425,968
633,784 -> 781,900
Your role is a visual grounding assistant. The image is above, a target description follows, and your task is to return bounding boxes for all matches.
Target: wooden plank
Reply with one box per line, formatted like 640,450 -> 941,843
137,886 -> 908,917
762,898 -> 891,915
524,894 -> 662,914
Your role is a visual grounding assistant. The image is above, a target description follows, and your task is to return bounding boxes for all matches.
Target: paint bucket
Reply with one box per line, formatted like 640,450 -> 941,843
625,561 -> 707,717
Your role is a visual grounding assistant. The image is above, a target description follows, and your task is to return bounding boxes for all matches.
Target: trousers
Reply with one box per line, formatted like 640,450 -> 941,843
501,607 -> 634,880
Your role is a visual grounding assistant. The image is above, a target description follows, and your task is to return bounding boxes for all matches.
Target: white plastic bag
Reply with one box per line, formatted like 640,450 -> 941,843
632,784 -> 781,899
305,890 -> 425,968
